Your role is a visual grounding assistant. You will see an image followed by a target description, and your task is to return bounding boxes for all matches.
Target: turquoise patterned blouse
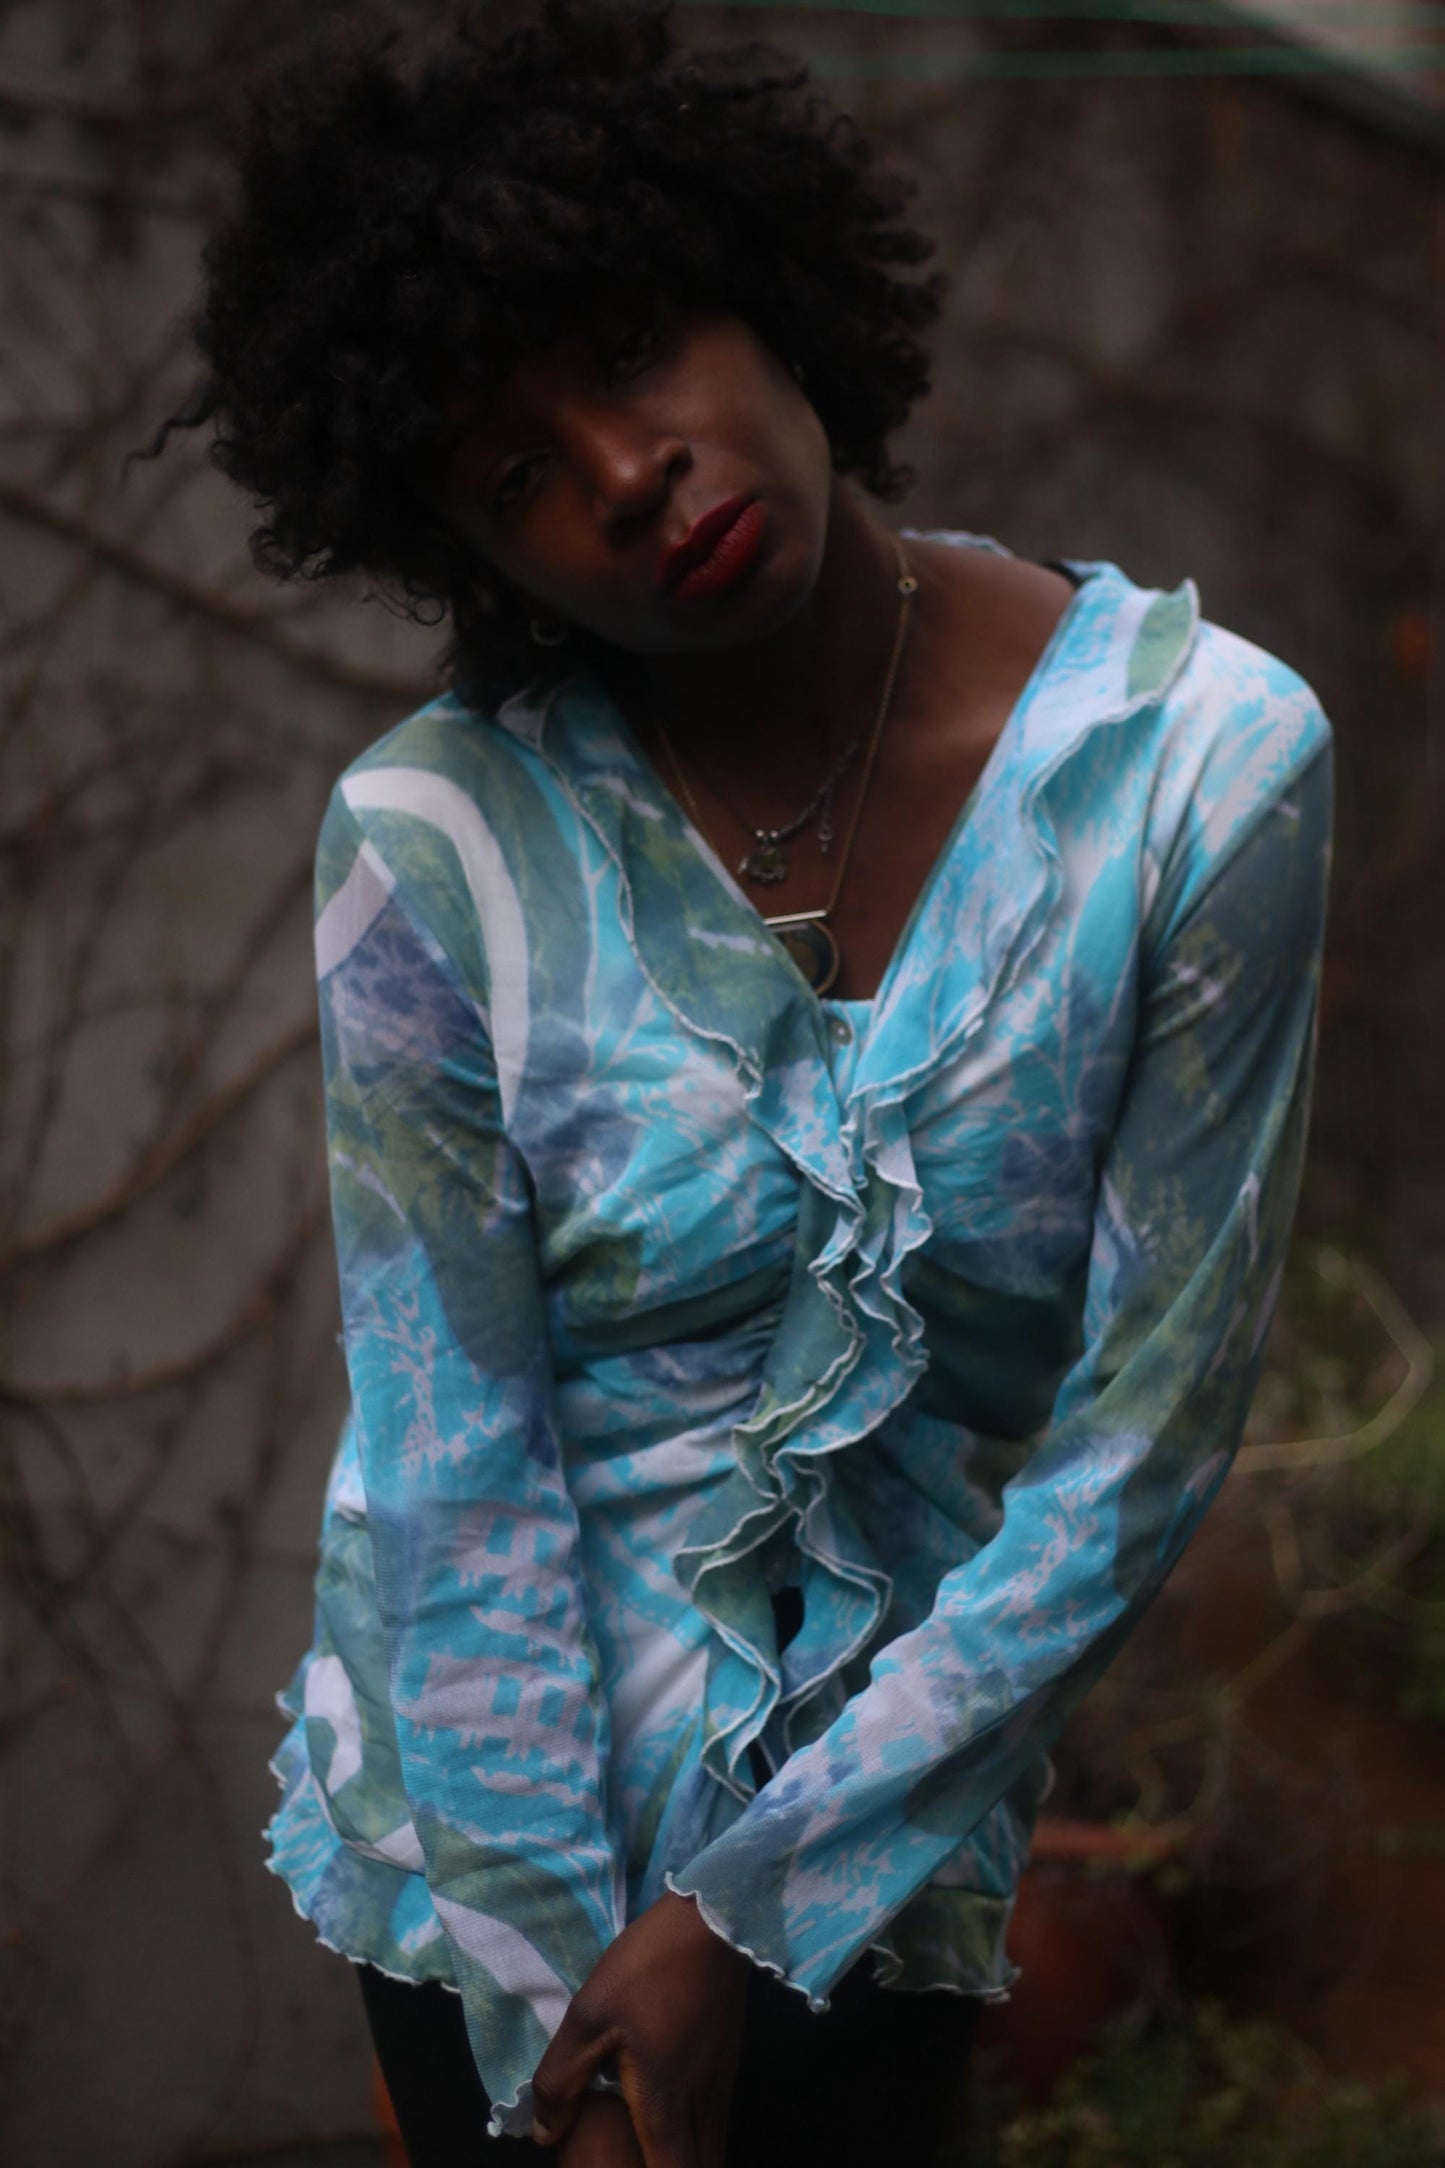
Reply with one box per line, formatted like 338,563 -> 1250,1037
266,533 -> 1333,2137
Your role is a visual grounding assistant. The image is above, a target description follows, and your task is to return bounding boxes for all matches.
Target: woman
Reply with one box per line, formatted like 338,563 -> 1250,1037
161,3 -> 1333,2163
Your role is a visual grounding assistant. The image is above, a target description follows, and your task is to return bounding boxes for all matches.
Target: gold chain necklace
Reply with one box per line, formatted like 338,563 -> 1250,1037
647,535 -> 918,995
670,728 -> 865,884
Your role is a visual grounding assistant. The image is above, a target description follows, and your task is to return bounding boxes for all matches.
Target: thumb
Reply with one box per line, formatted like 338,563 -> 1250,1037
532,2000 -> 619,2148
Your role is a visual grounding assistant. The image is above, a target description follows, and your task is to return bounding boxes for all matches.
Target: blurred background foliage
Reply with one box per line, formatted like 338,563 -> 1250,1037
0,0 -> 1442,2160
955,2000 -> 1445,2166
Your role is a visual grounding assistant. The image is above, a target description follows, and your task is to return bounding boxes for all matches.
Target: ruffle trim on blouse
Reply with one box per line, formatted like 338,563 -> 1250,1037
487,2079 -> 538,2143
264,1684 -> 452,1988
666,1870 -> 1020,2009
266,1691 -> 605,2142
665,1872 -> 831,2010
501,550 -> 1201,1821
528,686 -> 933,1803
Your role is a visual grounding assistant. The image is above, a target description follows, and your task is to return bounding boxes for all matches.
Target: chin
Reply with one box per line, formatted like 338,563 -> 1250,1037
733,529 -> 821,631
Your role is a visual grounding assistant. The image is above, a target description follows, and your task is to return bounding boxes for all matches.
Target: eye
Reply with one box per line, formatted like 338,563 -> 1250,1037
491,453 -> 543,511
604,316 -> 663,382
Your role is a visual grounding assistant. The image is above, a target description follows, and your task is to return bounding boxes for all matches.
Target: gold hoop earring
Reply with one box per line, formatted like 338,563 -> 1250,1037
529,612 -> 570,649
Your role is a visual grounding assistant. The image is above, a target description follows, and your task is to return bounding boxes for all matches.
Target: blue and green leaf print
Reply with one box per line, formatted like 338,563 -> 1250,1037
266,534 -> 1332,2133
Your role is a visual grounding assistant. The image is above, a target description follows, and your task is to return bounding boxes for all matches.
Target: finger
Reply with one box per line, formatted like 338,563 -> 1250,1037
625,2111 -> 690,2168
611,2039 -> 738,2168
615,2067 -> 695,2168
691,2091 -> 731,2168
532,2007 -> 619,2148
624,2044 -> 735,2168
599,2096 -> 650,2168
679,2081 -> 732,2168
556,2094 -> 646,2168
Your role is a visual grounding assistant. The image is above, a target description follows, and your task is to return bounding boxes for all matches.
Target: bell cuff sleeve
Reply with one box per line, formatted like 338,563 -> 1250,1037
316,790 -> 624,2135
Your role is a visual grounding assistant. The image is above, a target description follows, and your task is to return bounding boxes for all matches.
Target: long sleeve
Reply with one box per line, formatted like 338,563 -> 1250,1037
670,736 -> 1333,1999
316,790 -> 623,2135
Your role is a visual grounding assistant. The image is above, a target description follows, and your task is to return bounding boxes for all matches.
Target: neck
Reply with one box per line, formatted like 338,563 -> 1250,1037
620,483 -> 911,786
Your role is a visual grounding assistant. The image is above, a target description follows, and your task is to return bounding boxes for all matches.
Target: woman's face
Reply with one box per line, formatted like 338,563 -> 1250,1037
444,305 -> 836,656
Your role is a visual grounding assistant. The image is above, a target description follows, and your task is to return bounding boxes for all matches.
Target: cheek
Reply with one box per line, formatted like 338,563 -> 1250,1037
725,333 -> 830,468
485,496 -> 601,612
760,390 -> 833,501
801,403 -> 835,490
758,408 -> 831,544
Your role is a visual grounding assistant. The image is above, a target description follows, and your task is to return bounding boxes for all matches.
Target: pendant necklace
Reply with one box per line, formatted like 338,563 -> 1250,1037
645,536 -> 918,995
689,732 -> 864,886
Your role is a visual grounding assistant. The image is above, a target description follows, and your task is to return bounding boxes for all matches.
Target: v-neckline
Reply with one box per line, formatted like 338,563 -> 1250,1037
616,532 -> 1097,1016
859,534 -> 1095,1011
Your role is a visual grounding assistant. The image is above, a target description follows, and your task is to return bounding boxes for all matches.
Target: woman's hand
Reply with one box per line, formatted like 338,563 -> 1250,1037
531,1889 -> 750,2168
556,2093 -> 646,2168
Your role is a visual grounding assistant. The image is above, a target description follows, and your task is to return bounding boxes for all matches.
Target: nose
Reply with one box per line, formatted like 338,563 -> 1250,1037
567,402 -> 690,535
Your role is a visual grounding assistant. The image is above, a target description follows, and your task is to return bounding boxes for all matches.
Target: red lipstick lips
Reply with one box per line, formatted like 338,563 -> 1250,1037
658,496 -> 766,601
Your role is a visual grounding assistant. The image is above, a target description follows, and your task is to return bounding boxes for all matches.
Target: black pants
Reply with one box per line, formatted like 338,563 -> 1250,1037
359,1952 -> 977,2167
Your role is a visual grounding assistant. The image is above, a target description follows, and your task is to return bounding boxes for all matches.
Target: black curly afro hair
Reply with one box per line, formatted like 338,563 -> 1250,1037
158,0 -> 946,707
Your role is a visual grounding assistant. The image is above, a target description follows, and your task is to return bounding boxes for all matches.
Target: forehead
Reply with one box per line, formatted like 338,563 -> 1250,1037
443,287 -> 668,424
